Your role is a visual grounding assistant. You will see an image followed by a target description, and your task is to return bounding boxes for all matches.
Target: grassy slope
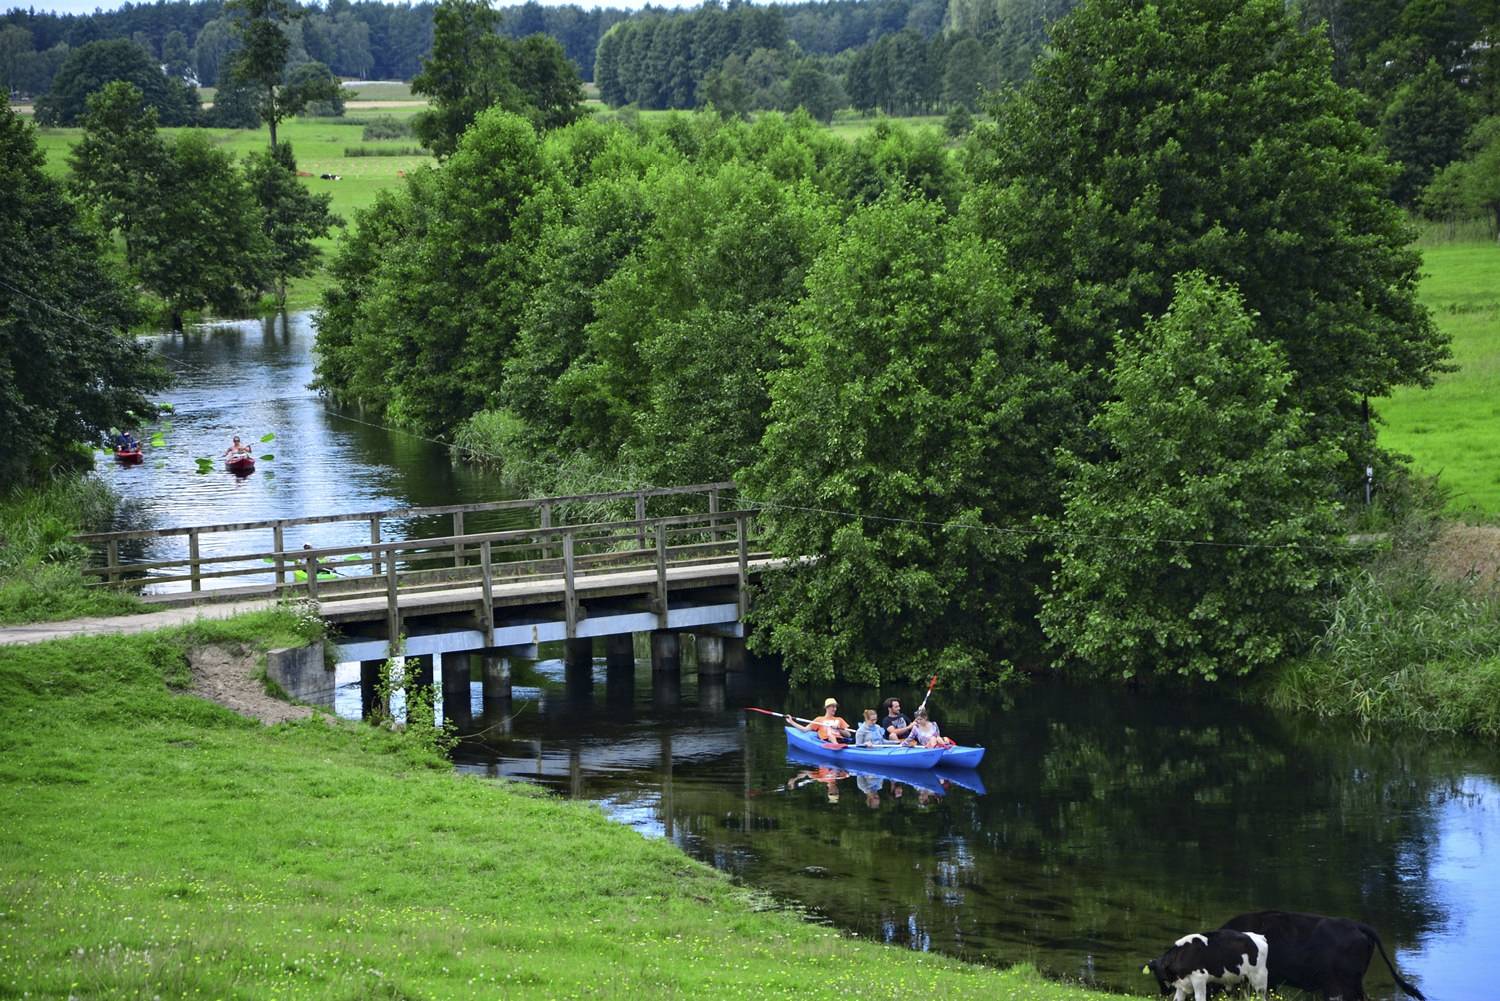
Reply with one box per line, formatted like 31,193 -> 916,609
0,612 -> 1133,1000
1380,239 -> 1500,517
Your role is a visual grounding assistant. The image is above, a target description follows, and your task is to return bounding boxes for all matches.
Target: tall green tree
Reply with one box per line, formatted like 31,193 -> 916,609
0,106 -> 166,484
245,141 -> 338,309
969,0 -> 1448,474
136,132 -> 270,329
67,82 -> 170,269
741,196 -> 1069,685
1040,273 -> 1345,681
161,29 -> 193,81
1382,58 -> 1476,206
227,0 -> 339,147
1422,116 -> 1500,237
34,38 -> 198,125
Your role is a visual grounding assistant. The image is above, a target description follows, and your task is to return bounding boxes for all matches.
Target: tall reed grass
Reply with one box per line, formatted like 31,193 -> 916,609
0,475 -> 139,624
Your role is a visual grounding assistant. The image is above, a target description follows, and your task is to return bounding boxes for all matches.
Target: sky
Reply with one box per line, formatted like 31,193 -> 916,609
15,0 -> 706,14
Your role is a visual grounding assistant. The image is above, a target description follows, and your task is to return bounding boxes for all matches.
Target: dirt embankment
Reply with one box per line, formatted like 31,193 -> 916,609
188,646 -> 313,725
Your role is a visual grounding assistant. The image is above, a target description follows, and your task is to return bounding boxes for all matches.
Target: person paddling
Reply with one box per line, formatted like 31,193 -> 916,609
786,698 -> 850,743
222,435 -> 252,458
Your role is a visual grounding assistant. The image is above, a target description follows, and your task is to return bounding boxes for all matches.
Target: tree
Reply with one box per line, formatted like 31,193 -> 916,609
741,196 -> 1068,685
286,60 -> 346,117
227,0 -> 338,147
698,55 -> 751,118
1381,59 -> 1475,206
1039,274 -> 1344,681
208,63 -> 261,129
941,34 -> 988,111
161,30 -> 193,82
136,132 -> 270,329
412,0 -> 582,156
0,106 -> 166,484
1422,116 -> 1500,237
245,141 -> 338,308
0,24 -> 32,96
192,17 -> 237,91
787,61 -> 841,122
67,82 -> 171,269
34,38 -> 198,126
969,0 -> 1448,474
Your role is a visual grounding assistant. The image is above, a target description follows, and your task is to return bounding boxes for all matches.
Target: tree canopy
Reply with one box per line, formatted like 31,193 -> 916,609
34,38 -> 198,125
0,106 -> 166,484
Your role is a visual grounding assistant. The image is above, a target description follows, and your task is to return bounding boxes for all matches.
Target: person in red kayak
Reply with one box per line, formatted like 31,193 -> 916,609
222,435 -> 252,458
786,697 -> 850,743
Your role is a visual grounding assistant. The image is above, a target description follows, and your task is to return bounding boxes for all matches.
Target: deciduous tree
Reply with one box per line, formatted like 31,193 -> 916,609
35,38 -> 198,125
245,141 -> 338,309
1040,273 -> 1345,681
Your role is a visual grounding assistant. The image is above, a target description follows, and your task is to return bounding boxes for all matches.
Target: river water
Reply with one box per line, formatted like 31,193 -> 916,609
106,312 -> 1500,1000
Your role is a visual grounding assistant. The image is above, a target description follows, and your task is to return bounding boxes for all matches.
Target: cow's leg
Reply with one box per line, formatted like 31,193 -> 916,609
1192,972 -> 1209,1001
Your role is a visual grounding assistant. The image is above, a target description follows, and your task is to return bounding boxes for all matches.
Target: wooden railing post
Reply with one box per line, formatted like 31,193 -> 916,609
188,528 -> 201,593
655,522 -> 669,629
107,539 -> 120,586
479,540 -> 495,641
272,522 -> 285,587
563,530 -> 577,638
385,547 -> 400,648
709,488 -> 721,541
452,511 -> 465,568
635,492 -> 646,550
736,514 -> 750,617
369,517 -> 382,576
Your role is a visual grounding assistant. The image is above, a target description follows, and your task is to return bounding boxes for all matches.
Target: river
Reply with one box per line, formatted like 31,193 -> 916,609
103,311 -> 1500,1000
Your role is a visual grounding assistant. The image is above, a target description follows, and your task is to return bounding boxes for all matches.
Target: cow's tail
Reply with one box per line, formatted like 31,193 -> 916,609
1360,923 -> 1426,1001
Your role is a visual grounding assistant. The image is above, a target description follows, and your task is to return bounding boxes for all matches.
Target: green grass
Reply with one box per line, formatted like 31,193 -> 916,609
0,476 -> 141,625
0,614 -> 1140,1001
825,112 -> 947,140
32,115 -> 432,311
1379,239 -> 1500,516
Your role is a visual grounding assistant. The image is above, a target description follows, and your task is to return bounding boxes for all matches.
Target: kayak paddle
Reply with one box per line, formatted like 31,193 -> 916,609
745,706 -> 848,750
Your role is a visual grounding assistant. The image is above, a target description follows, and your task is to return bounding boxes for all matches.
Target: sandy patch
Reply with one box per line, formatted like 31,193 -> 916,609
188,645 -> 313,725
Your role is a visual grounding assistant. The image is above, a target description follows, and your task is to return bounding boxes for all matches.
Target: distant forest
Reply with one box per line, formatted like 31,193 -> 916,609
3,0 -> 1497,136
0,0 -> 1067,106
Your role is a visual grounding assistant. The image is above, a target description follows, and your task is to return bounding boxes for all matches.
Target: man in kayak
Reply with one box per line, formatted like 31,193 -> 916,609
114,430 -> 138,452
222,435 -> 252,458
786,698 -> 850,743
879,697 -> 914,742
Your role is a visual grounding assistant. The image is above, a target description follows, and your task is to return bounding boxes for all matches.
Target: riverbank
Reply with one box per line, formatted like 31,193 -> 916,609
0,612 -> 1138,1000
0,475 -> 139,624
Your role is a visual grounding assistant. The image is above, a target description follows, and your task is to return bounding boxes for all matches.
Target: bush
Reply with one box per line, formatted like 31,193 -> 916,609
361,115 -> 413,140
343,145 -> 426,157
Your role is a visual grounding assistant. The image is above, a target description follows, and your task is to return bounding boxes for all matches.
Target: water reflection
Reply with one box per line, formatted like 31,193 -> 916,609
327,653 -> 1500,1001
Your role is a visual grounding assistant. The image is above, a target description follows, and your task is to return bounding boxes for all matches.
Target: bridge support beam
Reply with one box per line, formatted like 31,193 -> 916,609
605,634 -> 635,705
564,637 -> 594,702
696,634 -> 726,677
724,635 -> 748,674
479,649 -> 512,703
650,630 -> 680,675
360,659 -> 386,720
441,654 -> 471,731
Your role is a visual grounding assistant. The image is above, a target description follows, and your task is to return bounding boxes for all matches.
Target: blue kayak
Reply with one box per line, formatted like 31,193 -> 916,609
784,725 -> 946,768
940,744 -> 986,768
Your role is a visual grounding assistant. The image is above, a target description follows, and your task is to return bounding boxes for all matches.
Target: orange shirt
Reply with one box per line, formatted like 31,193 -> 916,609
809,714 -> 849,742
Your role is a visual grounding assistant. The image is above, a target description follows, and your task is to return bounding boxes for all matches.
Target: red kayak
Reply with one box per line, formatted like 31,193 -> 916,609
114,449 -> 144,464
225,455 -> 256,474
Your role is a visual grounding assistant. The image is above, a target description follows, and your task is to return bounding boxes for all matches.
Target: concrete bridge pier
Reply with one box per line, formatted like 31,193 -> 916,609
441,653 -> 472,731
360,659 -> 387,720
650,631 -> 680,674
605,634 -> 636,705
724,636 -> 748,673
479,649 -> 512,704
696,634 -> 726,678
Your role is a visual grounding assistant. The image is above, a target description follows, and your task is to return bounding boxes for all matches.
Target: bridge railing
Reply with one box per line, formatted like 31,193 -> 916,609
74,482 -> 738,595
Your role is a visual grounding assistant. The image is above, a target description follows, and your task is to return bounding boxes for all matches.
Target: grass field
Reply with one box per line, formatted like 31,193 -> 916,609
0,613 -> 1142,1000
1380,237 -> 1500,517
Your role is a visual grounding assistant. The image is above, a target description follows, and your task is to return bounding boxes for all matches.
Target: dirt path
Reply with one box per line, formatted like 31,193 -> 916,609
188,645 -> 313,725
0,598 -> 278,647
1430,523 -> 1500,588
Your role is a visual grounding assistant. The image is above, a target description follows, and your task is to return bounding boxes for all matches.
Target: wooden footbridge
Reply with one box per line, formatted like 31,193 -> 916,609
74,484 -> 776,692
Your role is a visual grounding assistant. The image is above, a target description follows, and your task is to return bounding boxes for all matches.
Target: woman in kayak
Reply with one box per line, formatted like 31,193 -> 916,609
786,697 -> 850,743
904,706 -> 952,749
222,435 -> 252,458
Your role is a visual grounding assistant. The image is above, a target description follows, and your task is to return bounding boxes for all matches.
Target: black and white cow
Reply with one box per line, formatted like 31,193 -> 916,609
1144,929 -> 1270,1001
1220,910 -> 1425,1001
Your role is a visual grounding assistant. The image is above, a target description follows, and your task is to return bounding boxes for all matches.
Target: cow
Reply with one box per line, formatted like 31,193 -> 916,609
1144,929 -> 1270,1001
1220,910 -> 1425,1001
